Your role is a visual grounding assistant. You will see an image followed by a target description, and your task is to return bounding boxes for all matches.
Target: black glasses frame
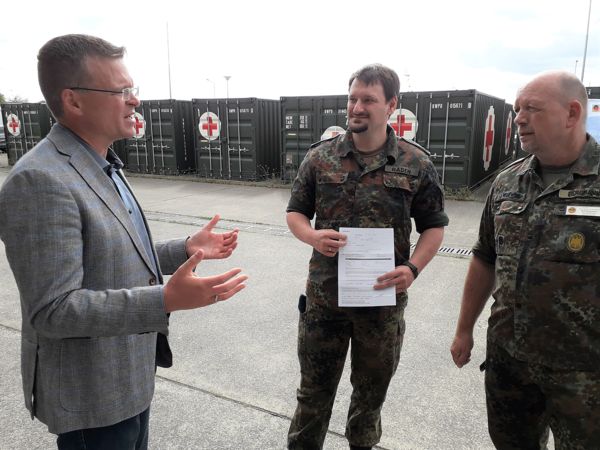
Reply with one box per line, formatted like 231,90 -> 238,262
68,86 -> 139,99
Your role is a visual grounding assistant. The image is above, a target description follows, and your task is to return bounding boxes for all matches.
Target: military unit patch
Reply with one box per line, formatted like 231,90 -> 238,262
566,232 -> 585,252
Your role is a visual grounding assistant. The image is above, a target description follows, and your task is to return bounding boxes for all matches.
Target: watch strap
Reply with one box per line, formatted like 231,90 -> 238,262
401,260 -> 419,279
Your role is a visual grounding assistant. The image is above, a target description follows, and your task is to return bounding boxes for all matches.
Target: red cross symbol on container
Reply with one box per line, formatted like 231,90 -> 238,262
133,112 -> 145,139
483,105 -> 495,171
6,113 -> 21,136
199,112 -> 221,141
394,114 -> 411,135
203,117 -> 217,135
388,109 -> 417,140
504,112 -> 513,155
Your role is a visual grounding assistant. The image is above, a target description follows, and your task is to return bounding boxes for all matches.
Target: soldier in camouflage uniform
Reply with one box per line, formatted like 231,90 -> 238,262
451,71 -> 600,449
287,64 -> 449,450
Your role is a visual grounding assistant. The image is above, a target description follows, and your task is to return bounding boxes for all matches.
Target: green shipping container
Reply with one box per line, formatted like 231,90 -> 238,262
2,103 -> 54,166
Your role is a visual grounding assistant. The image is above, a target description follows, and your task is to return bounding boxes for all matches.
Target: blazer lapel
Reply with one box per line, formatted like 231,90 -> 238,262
47,126 -> 157,276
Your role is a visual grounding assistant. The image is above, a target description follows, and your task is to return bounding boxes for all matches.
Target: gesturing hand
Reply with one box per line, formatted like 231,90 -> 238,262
163,250 -> 248,313
186,215 -> 239,260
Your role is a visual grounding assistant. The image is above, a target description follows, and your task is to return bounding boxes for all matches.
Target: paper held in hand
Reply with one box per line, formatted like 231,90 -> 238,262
338,227 -> 395,307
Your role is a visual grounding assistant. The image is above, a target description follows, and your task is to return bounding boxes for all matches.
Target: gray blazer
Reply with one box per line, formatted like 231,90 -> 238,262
0,125 -> 187,434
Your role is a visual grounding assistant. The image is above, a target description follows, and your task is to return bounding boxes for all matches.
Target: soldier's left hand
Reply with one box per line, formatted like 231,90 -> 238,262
373,265 -> 415,292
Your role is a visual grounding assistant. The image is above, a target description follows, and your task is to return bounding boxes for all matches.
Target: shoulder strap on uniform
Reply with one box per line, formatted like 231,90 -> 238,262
398,137 -> 430,156
308,135 -> 339,150
503,154 -> 532,170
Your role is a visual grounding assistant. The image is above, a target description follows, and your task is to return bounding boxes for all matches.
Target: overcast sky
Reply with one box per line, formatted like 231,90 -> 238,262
1,0 -> 598,104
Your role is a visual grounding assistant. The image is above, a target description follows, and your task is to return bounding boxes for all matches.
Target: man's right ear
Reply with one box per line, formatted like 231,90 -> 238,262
61,89 -> 83,116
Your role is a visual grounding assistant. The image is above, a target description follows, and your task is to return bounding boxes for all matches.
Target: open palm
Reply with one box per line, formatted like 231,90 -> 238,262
186,215 -> 239,260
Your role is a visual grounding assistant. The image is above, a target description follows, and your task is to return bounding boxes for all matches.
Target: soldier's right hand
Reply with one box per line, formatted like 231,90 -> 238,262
450,332 -> 474,368
311,229 -> 347,257
163,250 -> 248,313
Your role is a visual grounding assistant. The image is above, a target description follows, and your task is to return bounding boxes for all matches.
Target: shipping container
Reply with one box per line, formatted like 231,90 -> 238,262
499,102 -> 516,166
2,102 -> 54,165
123,100 -> 195,175
395,92 -> 423,142
281,95 -> 347,180
587,86 -> 600,143
192,98 -> 280,180
281,91 -> 508,188
112,138 -> 128,166
514,124 -> 527,160
587,86 -> 600,98
396,90 -> 507,189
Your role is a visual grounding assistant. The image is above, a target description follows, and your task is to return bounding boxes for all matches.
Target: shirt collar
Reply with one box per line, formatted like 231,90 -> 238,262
569,134 -> 600,176
335,125 -> 399,164
516,134 -> 600,178
56,124 -> 124,174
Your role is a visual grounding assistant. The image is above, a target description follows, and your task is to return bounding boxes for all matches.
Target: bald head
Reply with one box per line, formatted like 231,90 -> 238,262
520,71 -> 588,122
514,70 -> 588,165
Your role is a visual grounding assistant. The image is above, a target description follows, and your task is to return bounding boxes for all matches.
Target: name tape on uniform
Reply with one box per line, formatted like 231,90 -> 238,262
565,205 -> 600,217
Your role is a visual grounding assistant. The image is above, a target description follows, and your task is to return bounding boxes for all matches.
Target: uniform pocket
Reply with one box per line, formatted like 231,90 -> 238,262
537,209 -> 600,263
317,173 -> 348,184
383,173 -> 413,191
383,173 -> 415,219
494,200 -> 527,256
315,172 -> 350,218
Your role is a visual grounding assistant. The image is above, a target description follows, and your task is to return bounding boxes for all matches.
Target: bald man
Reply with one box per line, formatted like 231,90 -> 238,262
450,71 -> 600,449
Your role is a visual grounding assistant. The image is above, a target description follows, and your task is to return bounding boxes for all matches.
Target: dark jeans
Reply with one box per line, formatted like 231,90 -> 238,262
56,408 -> 150,450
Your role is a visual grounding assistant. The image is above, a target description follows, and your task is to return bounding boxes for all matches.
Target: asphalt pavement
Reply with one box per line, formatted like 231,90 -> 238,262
0,152 -> 501,450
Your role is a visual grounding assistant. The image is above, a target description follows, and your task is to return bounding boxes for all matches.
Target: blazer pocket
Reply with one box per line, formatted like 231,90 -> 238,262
59,335 -> 155,412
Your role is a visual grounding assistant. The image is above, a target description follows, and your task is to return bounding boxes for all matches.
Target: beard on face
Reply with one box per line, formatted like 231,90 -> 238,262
349,123 -> 368,133
349,114 -> 369,133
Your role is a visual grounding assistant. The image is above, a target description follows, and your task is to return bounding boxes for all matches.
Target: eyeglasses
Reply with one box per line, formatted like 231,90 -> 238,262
68,86 -> 139,101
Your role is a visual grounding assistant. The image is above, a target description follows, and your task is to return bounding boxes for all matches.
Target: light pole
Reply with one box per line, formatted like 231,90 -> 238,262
224,75 -> 231,99
581,0 -> 592,82
166,22 -> 172,99
205,78 -> 216,97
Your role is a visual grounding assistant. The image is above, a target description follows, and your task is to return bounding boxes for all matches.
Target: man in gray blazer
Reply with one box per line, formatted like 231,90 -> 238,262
0,34 -> 248,449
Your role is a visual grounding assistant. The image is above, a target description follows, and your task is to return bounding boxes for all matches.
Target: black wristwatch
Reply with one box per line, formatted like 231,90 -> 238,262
401,260 -> 419,279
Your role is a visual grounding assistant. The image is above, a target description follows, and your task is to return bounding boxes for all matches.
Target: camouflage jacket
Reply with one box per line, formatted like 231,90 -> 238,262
287,127 -> 448,306
473,135 -> 600,370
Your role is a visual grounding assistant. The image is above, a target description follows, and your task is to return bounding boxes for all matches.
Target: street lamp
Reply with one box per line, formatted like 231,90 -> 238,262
166,22 -> 172,99
581,0 -> 592,82
205,78 -> 216,97
224,75 -> 231,99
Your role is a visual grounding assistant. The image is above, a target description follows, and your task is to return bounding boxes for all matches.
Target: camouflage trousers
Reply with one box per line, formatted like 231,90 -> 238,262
485,341 -> 600,450
288,296 -> 405,450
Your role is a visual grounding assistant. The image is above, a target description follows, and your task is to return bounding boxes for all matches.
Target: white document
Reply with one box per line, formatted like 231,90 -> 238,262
338,227 -> 395,307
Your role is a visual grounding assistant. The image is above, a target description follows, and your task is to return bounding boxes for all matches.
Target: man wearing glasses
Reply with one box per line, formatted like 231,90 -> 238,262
0,34 -> 247,449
